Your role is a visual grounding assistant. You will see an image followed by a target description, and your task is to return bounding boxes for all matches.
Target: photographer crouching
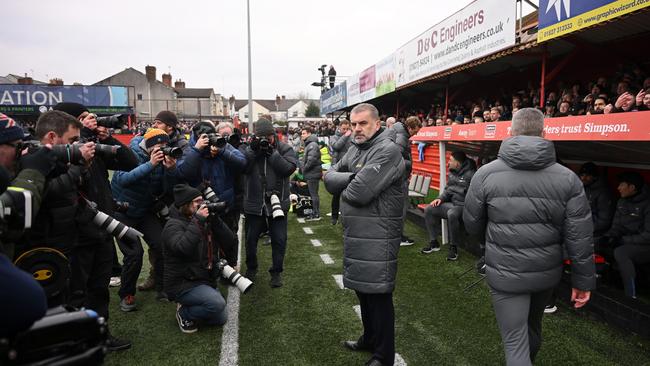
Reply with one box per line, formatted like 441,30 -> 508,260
163,184 -> 235,333
242,119 -> 297,288
111,129 -> 178,311
53,102 -> 137,351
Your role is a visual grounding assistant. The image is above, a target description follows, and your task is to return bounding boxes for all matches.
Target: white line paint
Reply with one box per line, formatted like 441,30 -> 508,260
332,274 -> 344,289
320,254 -> 334,265
297,218 -> 305,223
303,227 -> 313,234
353,305 -> 362,320
310,239 -> 322,247
219,216 -> 244,366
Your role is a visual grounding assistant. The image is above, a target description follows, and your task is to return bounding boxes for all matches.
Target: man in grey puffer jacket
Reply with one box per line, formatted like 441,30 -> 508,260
300,126 -> 322,220
324,103 -> 405,366
463,108 -> 595,366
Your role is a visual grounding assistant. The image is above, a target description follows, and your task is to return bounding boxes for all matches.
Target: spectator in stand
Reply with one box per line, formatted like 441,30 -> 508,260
597,172 -> 650,299
490,107 -> 501,122
386,117 -> 396,129
588,97 -> 607,115
483,110 -> 492,122
544,102 -> 556,118
436,118 -> 444,126
635,88 -> 650,111
426,117 -> 435,127
421,151 -> 476,261
556,101 -> 573,117
610,91 -> 636,113
474,116 -> 484,124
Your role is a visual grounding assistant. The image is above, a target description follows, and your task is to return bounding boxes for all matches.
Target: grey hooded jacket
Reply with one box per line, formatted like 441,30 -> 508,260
324,128 -> 405,293
390,121 -> 412,177
301,134 -> 322,180
463,136 -> 596,293
330,130 -> 352,164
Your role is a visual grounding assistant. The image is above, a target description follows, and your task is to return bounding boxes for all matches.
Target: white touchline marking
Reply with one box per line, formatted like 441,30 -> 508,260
320,254 -> 334,265
297,218 -> 305,223
311,239 -> 322,247
353,305 -> 361,320
332,274 -> 344,289
219,215 -> 244,366
303,227 -> 313,234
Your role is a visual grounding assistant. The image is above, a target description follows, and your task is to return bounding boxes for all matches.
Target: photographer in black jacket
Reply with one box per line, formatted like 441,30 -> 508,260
53,102 -> 137,351
163,184 -> 236,333
242,119 -> 297,288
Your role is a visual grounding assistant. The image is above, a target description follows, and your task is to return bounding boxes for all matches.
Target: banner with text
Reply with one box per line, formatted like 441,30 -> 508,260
375,54 -> 396,97
320,81 -> 348,114
538,0 -> 650,43
395,0 -> 516,87
346,73 -> 361,106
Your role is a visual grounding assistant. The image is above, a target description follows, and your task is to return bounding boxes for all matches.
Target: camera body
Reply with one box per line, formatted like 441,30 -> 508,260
203,186 -> 227,215
250,135 -> 271,152
79,136 -> 121,158
160,146 -> 182,159
91,113 -> 124,129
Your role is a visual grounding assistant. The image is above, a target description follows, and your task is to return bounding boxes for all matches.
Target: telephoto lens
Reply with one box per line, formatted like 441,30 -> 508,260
95,114 -> 124,128
206,202 -> 227,214
203,186 -> 219,203
218,259 -> 253,294
160,146 -> 182,159
269,194 -> 284,219
92,210 -> 144,244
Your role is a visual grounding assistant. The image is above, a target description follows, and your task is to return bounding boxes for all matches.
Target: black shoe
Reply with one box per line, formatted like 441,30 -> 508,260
106,335 -> 132,352
421,239 -> 441,254
365,358 -> 386,366
342,340 -> 372,352
245,269 -> 257,280
476,256 -> 486,275
270,272 -> 283,288
156,291 -> 170,302
400,236 -> 415,247
446,245 -> 458,261
331,216 -> 338,225
176,305 -> 198,333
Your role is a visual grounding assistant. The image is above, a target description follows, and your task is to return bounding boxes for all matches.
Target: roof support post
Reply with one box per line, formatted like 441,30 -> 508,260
439,141 -> 448,244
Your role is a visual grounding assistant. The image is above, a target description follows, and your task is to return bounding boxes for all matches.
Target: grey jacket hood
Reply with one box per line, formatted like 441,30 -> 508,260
498,136 -> 556,171
304,134 -> 319,146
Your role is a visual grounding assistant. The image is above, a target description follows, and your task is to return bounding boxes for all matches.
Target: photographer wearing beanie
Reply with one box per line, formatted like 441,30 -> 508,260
163,184 -> 234,333
111,128 -> 178,311
242,119 -> 297,288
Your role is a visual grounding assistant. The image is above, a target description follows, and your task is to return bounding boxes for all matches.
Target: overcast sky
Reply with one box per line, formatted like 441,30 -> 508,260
1,0 -> 535,100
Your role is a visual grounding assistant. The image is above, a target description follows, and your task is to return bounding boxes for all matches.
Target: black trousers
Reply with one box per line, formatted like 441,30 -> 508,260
111,241 -> 122,277
356,291 -> 395,365
69,238 -> 113,320
331,193 -> 340,219
114,212 -> 164,299
245,214 -> 287,273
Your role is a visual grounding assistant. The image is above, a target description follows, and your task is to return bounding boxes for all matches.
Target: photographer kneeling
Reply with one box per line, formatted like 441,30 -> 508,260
163,184 -> 231,333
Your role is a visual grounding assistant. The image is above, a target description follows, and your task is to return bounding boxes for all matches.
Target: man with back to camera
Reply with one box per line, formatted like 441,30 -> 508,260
299,126 -> 322,221
598,172 -> 650,299
241,119 -> 297,288
324,103 -> 405,366
421,150 -> 475,260
463,108 -> 595,366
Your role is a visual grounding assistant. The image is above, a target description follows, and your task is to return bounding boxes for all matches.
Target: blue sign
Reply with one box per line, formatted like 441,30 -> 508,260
320,81 -> 347,115
0,85 -> 129,109
538,0 -> 614,29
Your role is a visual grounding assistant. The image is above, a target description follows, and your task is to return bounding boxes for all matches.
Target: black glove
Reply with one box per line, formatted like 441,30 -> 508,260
19,147 -> 57,177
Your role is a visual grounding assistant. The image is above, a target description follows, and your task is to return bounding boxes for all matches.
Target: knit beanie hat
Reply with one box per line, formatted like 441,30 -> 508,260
0,113 -> 25,145
144,128 -> 170,149
254,119 -> 275,136
154,111 -> 178,128
53,102 -> 88,118
173,184 -> 202,208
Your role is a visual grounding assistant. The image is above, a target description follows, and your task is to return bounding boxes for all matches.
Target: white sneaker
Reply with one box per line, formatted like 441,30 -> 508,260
109,277 -> 121,287
400,238 -> 415,246
544,305 -> 557,314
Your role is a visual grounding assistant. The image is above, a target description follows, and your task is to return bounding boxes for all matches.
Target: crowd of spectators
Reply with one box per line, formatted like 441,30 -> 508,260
400,63 -> 650,127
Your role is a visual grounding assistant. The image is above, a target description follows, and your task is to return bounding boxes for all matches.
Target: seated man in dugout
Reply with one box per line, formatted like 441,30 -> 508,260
597,172 -> 650,299
421,151 -> 476,261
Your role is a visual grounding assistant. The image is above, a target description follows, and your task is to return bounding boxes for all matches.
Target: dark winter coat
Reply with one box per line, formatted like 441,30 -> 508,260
324,128 -> 405,294
438,158 -> 476,206
242,140 -> 297,216
463,135 -> 596,293
162,208 -> 236,300
605,187 -> 650,246
584,178 -> 614,236
390,121 -> 412,177
301,134 -> 322,180
177,134 -> 247,207
111,136 -> 177,219
330,131 -> 352,164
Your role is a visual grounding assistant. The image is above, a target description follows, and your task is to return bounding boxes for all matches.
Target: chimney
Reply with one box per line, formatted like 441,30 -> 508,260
275,95 -> 281,105
49,78 -> 64,86
18,74 -> 33,85
229,95 -> 235,105
281,95 -> 286,100
162,73 -> 172,87
174,79 -> 186,89
145,65 -> 156,82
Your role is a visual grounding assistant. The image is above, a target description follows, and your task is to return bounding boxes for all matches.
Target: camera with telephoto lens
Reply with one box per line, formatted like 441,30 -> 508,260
217,259 -> 253,294
23,141 -> 86,165
250,135 -> 271,152
266,191 -> 284,219
79,136 -> 121,158
80,198 -> 144,244
160,146 -> 182,159
152,199 -> 170,222
202,186 -> 227,215
92,113 -> 125,129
